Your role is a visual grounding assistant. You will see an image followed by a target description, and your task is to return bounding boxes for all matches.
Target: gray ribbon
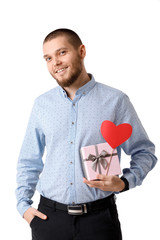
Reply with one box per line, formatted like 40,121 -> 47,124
84,145 -> 118,174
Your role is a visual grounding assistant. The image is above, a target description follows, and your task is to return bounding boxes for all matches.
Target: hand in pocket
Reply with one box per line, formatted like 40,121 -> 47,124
23,207 -> 47,225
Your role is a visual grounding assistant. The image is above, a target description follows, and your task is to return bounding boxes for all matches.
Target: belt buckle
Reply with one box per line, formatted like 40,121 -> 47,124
67,204 -> 87,215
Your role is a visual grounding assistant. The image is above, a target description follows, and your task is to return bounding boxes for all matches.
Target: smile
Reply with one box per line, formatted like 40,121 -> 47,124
56,67 -> 68,73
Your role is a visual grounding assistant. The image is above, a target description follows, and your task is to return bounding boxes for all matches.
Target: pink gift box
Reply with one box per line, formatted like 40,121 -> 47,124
80,142 -> 121,180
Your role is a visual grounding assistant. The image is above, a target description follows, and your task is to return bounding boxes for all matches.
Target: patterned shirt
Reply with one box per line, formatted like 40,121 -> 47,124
16,75 -> 157,216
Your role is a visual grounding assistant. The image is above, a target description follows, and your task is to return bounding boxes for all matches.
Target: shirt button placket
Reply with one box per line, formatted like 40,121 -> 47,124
69,101 -> 76,203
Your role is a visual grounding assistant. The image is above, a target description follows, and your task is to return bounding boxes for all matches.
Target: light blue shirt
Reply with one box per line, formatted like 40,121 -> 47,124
16,75 -> 157,216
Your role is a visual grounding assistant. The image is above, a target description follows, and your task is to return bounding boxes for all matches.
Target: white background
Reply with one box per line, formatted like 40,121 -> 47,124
0,0 -> 160,239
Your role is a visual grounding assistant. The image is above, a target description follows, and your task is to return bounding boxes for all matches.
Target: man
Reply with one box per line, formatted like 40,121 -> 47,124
16,28 -> 157,240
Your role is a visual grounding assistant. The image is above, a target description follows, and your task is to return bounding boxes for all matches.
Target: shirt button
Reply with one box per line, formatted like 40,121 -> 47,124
72,122 -> 74,125
73,103 -> 75,106
70,161 -> 73,164
70,141 -> 73,144
70,182 -> 73,185
83,92 -> 85,95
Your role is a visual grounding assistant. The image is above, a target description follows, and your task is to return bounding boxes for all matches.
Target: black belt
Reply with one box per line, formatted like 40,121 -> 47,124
40,194 -> 115,216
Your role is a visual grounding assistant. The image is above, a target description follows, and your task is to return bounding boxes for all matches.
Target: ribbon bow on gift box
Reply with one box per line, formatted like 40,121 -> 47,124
84,145 -> 117,174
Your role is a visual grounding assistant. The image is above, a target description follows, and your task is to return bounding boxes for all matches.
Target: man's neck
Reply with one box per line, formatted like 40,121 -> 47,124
63,72 -> 91,100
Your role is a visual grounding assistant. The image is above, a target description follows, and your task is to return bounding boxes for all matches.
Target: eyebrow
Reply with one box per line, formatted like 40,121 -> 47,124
43,48 -> 68,59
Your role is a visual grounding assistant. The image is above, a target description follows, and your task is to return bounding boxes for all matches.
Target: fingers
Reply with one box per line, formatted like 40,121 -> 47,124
96,174 -> 108,180
83,175 -> 109,184
23,207 -> 47,224
83,177 -> 96,187
83,175 -> 124,192
23,207 -> 47,225
83,177 -> 107,190
35,209 -> 47,220
83,175 -> 116,191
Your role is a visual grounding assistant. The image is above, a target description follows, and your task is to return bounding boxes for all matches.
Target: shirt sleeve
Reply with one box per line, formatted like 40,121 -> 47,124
115,94 -> 157,189
15,99 -> 45,217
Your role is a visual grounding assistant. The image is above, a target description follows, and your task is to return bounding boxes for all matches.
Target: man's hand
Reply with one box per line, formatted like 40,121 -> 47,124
23,207 -> 47,225
83,174 -> 125,192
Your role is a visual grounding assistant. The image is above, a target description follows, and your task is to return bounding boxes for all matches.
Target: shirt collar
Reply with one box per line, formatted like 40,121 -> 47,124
59,74 -> 96,98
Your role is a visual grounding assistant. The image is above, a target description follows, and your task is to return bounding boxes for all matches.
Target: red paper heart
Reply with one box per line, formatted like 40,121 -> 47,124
100,120 -> 132,148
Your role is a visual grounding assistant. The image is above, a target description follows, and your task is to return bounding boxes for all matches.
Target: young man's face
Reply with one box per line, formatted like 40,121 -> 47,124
43,36 -> 85,88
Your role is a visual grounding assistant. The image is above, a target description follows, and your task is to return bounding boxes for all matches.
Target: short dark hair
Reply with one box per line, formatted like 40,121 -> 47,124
43,28 -> 83,49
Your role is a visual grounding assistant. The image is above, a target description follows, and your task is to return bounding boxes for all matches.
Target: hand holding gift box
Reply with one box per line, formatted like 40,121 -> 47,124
81,120 -> 132,181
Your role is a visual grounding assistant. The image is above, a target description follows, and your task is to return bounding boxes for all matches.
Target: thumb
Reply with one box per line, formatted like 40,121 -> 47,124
35,210 -> 47,220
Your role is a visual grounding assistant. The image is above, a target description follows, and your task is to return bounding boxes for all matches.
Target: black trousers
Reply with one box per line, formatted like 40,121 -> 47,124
30,196 -> 122,240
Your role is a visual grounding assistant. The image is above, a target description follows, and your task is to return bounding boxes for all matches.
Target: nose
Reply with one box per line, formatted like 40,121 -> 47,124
53,57 -> 62,66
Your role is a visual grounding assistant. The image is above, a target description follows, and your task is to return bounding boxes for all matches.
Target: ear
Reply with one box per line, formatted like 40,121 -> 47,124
79,44 -> 86,59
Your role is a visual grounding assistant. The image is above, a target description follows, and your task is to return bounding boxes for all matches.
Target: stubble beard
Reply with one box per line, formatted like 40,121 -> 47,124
51,61 -> 83,88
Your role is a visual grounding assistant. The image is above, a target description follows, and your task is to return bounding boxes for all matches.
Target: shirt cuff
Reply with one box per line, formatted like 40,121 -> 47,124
17,201 -> 32,217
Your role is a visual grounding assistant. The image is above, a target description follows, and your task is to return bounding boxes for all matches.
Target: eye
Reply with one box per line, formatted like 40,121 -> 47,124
59,50 -> 66,56
45,57 -> 51,62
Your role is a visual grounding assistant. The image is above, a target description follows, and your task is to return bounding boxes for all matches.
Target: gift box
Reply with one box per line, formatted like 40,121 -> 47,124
80,142 -> 121,180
